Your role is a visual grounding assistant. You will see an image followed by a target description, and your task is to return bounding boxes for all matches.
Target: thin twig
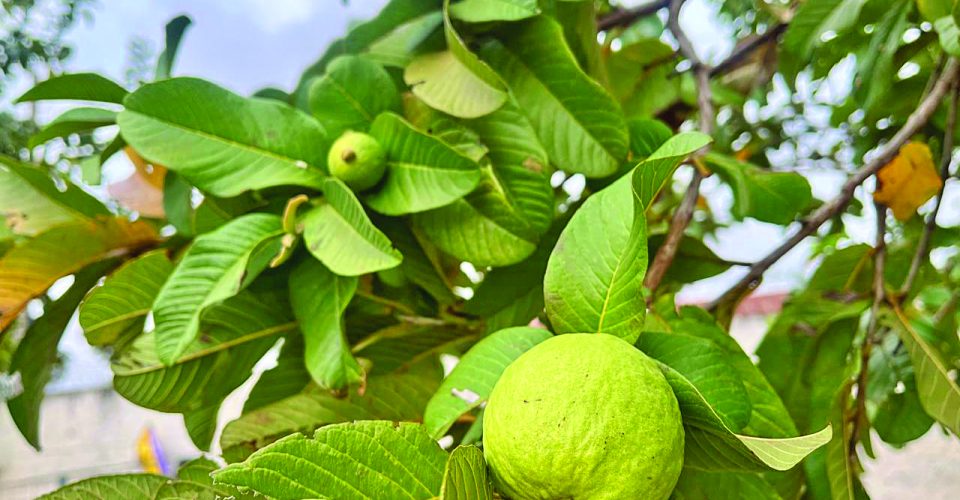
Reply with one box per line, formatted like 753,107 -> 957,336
900,82 -> 958,297
597,0 -> 669,31
932,289 -> 959,324
644,0 -> 714,294
851,201 -> 887,455
709,23 -> 788,77
707,59 -> 960,310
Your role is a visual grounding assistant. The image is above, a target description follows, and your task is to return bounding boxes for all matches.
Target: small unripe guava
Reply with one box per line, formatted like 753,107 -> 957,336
483,333 -> 684,500
327,131 -> 387,191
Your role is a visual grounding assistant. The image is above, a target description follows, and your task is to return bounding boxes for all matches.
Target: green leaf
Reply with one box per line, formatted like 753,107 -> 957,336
479,16 -> 628,177
782,0 -> 867,58
647,234 -> 736,284
28,107 -> 116,148
0,156 -> 109,236
309,55 -> 402,137
449,0 -> 539,22
824,381 -> 868,500
855,2 -> 909,113
355,324 -> 478,375
633,132 -> 712,211
379,220 -> 457,304
7,263 -> 112,450
366,112 -> 482,215
365,11 -> 445,68
673,469 -> 783,500
662,361 -> 832,472
628,118 -> 674,157
441,445 -> 494,500
112,290 -> 294,447
156,15 -> 192,80
153,213 -> 283,364
242,335 -> 311,413
302,178 -> 403,276
461,95 -> 548,169
544,173 -> 646,341
463,226 -> 553,333
214,421 -> 448,499
934,15 -> 960,57
119,77 -> 327,197
16,73 -> 128,104
890,309 -> 960,435
289,258 -> 360,389
423,326 -> 552,438
0,218 -> 157,332
705,152 -> 812,225
636,331 -> 752,432
36,474 -> 169,500
405,1 -> 507,118
221,366 -> 439,460
414,163 -> 552,266
79,249 -> 174,348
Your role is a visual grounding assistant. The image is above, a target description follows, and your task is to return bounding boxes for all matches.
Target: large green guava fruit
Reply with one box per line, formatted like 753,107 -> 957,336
483,333 -> 684,500
327,131 -> 387,191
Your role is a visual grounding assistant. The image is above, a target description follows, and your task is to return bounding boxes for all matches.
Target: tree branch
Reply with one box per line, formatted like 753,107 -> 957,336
644,0 -> 714,294
900,82 -> 958,297
597,0 -> 669,31
707,58 -> 960,310
709,23 -> 788,77
851,201 -> 888,456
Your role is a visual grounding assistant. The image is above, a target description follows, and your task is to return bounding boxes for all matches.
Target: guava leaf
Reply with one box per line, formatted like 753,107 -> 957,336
824,381 -> 869,500
672,469 -> 783,500
214,421 -> 448,499
153,213 -> 283,364
479,16 -> 628,177
0,218 -> 157,332
705,152 -> 812,225
463,222 -> 560,333
661,362 -> 832,471
242,335 -> 311,414
413,162 -> 552,266
378,219 -> 457,304
461,95 -> 548,168
221,367 -> 440,461
36,474 -> 169,500
889,308 -> 960,435
441,445 -> 494,500
628,118 -> 674,158
7,262 -> 113,450
366,112 -> 482,215
28,107 -> 116,148
79,249 -> 174,348
782,0 -> 867,58
647,235 -> 736,284
119,77 -> 328,197
309,55 -> 402,137
365,12 -> 445,68
934,15 -> 960,57
405,0 -> 507,118
16,73 -> 128,104
633,132 -> 712,211
155,15 -> 192,80
636,331 -> 752,432
449,0 -> 539,22
0,155 -> 109,236
423,326 -> 552,438
544,173 -> 645,341
112,290 -> 295,448
290,258 -> 360,390
303,178 -> 403,276
354,324 -> 479,375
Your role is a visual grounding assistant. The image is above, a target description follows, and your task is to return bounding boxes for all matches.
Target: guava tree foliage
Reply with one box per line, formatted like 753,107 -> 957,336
2,0 -> 960,498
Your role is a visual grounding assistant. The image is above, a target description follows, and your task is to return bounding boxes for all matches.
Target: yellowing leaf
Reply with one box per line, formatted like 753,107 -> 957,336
873,142 -> 942,220
107,147 -> 166,218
